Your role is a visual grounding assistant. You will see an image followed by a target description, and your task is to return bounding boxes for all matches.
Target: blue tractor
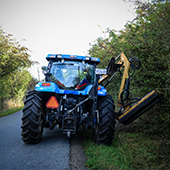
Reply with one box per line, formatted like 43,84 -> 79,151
21,53 -> 160,145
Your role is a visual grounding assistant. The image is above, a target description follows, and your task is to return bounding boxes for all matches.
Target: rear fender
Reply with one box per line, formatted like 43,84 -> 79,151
35,82 -> 107,96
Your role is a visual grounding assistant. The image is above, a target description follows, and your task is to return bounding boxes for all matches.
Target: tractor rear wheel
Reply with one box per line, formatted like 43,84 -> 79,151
93,95 -> 116,145
21,91 -> 44,144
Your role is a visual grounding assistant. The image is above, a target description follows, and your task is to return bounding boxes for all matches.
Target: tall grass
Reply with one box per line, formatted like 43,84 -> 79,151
83,129 -> 170,170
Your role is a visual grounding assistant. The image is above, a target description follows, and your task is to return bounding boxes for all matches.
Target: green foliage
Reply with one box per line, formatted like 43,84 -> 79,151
86,1 -> 170,168
0,106 -> 24,118
0,27 -> 32,111
8,69 -> 32,103
84,130 -> 170,170
26,77 -> 38,92
0,27 -> 31,78
89,0 -> 170,131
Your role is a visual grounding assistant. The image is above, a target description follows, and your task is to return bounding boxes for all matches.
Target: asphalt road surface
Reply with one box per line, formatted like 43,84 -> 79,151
0,111 -> 70,170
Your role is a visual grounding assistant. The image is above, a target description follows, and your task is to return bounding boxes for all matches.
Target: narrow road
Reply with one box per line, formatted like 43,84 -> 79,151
0,111 -> 70,170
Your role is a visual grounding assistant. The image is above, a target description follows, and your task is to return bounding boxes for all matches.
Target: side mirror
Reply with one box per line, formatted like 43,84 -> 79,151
41,66 -> 48,75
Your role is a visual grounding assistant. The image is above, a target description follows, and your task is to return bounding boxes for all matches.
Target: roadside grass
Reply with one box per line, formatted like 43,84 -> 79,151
0,106 -> 24,118
83,129 -> 170,170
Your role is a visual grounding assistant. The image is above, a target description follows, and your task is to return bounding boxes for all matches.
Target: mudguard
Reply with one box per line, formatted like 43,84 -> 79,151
35,82 -> 107,96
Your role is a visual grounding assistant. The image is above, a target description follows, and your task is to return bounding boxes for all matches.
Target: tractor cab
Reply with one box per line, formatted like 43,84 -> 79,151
49,61 -> 94,90
44,54 -> 100,90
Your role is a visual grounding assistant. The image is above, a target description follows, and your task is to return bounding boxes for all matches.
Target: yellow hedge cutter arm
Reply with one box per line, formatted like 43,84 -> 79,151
98,52 -> 160,125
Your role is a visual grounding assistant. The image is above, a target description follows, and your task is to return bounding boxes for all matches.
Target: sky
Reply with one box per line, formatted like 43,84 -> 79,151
0,0 -> 136,80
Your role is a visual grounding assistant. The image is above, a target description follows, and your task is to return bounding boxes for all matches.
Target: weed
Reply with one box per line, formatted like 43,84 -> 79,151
83,128 -> 170,170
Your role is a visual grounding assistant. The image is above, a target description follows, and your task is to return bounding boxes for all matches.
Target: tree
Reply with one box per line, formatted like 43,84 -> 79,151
0,28 -> 31,78
0,27 -> 32,110
89,0 -> 170,129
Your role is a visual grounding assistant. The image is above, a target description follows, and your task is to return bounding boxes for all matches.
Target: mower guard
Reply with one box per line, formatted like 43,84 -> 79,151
118,90 -> 160,125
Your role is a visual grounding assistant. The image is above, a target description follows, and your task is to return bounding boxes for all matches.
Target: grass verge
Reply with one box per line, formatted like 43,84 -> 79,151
83,128 -> 170,170
0,106 -> 24,118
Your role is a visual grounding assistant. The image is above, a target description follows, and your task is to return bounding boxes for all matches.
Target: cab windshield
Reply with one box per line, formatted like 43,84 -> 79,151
49,61 -> 94,90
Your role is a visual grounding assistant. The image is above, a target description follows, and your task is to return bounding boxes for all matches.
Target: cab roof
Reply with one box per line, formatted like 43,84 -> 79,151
46,54 -> 100,65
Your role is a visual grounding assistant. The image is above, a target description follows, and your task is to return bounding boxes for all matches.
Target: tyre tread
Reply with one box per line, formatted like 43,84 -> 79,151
21,91 -> 43,144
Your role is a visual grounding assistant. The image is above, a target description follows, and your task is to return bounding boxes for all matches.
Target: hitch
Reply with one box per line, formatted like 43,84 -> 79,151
62,116 -> 76,137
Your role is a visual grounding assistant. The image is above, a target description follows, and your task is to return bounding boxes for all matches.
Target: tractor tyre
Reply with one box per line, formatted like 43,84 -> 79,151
21,90 -> 44,144
93,95 -> 116,146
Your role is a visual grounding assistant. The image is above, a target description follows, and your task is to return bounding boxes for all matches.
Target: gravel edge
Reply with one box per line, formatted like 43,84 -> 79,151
70,133 -> 87,170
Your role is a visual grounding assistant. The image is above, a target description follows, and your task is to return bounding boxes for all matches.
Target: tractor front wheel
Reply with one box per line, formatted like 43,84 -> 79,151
93,95 -> 116,146
21,91 -> 44,144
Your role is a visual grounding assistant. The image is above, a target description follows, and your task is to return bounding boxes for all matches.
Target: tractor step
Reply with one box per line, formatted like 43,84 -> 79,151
118,90 -> 161,125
